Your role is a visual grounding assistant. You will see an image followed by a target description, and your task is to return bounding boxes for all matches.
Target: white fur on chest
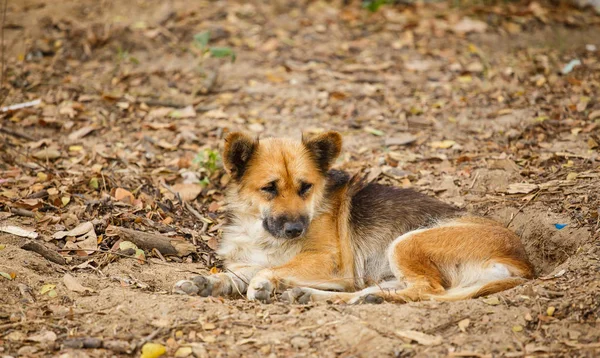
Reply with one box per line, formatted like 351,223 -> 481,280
218,214 -> 302,269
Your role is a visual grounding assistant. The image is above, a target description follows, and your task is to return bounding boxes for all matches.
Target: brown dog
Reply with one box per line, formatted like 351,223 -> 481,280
174,131 -> 534,304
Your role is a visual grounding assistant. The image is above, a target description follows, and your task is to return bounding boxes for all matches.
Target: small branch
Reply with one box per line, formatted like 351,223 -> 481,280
105,225 -> 196,257
0,126 -> 37,141
21,240 -> 66,265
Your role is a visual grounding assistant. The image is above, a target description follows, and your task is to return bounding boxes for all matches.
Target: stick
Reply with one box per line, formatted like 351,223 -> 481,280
105,225 -> 196,257
21,240 -> 66,265
1,98 -> 42,112
0,126 -> 37,141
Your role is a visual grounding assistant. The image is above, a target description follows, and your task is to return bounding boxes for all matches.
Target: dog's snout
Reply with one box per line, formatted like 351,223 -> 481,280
283,221 -> 304,238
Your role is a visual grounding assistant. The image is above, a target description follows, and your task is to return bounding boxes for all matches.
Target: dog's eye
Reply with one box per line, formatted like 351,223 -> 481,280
261,182 -> 277,195
298,182 -> 313,197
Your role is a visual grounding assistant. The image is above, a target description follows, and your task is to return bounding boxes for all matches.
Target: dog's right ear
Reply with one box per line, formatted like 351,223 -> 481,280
223,132 -> 257,181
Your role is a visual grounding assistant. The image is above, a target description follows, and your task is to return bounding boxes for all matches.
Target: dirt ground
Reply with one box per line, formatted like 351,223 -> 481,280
1,0 -> 600,357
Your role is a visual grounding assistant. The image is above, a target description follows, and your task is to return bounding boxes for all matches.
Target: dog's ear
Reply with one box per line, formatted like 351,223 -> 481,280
223,132 -> 257,180
302,131 -> 342,173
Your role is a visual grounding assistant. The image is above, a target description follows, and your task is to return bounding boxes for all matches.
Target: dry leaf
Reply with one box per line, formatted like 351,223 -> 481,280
141,343 -> 166,358
395,330 -> 442,346
27,330 -> 57,343
63,273 -> 94,293
114,188 -> 135,203
0,225 -> 38,239
68,126 -> 96,141
506,183 -> 539,194
482,296 -> 500,305
33,148 -> 61,160
458,318 -> 470,332
171,183 -> 202,202
430,140 -> 456,149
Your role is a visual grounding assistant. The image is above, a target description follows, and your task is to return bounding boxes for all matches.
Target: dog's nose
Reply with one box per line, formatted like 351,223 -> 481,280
283,222 -> 304,238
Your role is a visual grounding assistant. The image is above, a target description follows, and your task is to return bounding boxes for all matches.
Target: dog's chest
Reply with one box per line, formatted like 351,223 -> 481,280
218,216 -> 302,268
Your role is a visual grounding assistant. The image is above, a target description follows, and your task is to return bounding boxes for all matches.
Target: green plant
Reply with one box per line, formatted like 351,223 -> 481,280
193,149 -> 221,174
362,0 -> 391,12
193,31 -> 236,63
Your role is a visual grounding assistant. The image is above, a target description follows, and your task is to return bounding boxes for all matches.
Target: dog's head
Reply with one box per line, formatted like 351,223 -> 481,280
223,131 -> 342,240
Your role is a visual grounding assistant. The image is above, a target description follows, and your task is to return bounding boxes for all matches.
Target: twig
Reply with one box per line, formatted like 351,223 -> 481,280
424,315 -> 470,334
21,240 -> 66,265
469,171 -> 480,190
1,98 -> 42,112
57,248 -> 201,273
10,207 -> 35,217
0,126 -> 37,141
506,191 -> 540,228
105,225 -> 196,257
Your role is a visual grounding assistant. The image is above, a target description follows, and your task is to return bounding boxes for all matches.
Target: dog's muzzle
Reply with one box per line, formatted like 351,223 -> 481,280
263,215 -> 308,239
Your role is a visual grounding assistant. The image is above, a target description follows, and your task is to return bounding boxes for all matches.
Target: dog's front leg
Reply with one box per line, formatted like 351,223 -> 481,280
247,253 -> 353,303
174,263 -> 261,297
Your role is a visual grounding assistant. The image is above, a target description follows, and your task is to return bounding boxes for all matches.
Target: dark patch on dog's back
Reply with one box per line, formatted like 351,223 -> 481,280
350,183 -> 460,244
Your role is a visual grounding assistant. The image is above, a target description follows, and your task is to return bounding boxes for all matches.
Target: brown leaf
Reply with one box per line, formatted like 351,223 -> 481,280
506,183 -> 539,194
63,273 -> 94,293
395,330 -> 442,346
114,188 -> 135,203
171,183 -> 202,202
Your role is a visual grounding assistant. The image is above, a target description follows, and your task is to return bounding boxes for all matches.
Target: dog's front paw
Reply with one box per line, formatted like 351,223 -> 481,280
173,275 -> 231,297
247,277 -> 275,303
281,287 -> 314,304
173,279 -> 201,295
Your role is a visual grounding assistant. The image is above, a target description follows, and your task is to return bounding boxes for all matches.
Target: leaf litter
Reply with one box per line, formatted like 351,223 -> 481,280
0,0 -> 599,357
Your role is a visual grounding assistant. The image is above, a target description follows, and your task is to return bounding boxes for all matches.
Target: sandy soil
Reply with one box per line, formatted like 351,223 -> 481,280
1,0 -> 599,357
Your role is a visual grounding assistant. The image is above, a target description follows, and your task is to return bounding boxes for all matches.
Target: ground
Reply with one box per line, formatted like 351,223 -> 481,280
1,0 -> 599,357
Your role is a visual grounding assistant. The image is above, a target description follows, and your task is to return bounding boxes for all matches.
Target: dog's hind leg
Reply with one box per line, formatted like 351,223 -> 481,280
350,219 -> 534,304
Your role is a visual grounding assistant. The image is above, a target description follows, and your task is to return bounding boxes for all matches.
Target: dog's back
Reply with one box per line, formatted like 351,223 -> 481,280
342,177 -> 460,286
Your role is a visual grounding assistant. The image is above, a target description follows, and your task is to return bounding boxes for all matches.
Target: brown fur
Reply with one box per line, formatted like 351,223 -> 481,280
174,132 -> 535,304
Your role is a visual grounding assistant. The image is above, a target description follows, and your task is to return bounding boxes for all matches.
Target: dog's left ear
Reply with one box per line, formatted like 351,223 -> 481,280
302,131 -> 342,173
223,132 -> 257,181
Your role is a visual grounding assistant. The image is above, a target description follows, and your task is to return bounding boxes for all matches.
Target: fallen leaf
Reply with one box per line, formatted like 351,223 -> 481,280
63,273 -> 94,293
0,271 -> 13,280
364,127 -> 385,136
32,148 -> 61,160
141,343 -> 166,358
452,17 -> 488,34
0,225 -> 38,239
395,330 -> 442,346
15,198 -> 43,210
119,241 -> 138,251
385,134 -> 417,146
430,140 -> 456,149
506,183 -> 539,194
171,183 -> 202,202
458,318 -> 470,332
53,222 -> 94,239
174,347 -> 193,357
27,330 -> 57,343
40,284 -> 56,295
168,106 -> 196,119
68,125 -> 96,141
114,188 -> 135,203
483,296 -> 500,305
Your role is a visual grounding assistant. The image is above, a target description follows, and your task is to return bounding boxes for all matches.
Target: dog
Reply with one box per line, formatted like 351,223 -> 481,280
174,131 -> 534,304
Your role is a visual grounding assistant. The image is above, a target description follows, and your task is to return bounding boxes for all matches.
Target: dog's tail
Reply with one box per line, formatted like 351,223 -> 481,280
425,277 -> 528,302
